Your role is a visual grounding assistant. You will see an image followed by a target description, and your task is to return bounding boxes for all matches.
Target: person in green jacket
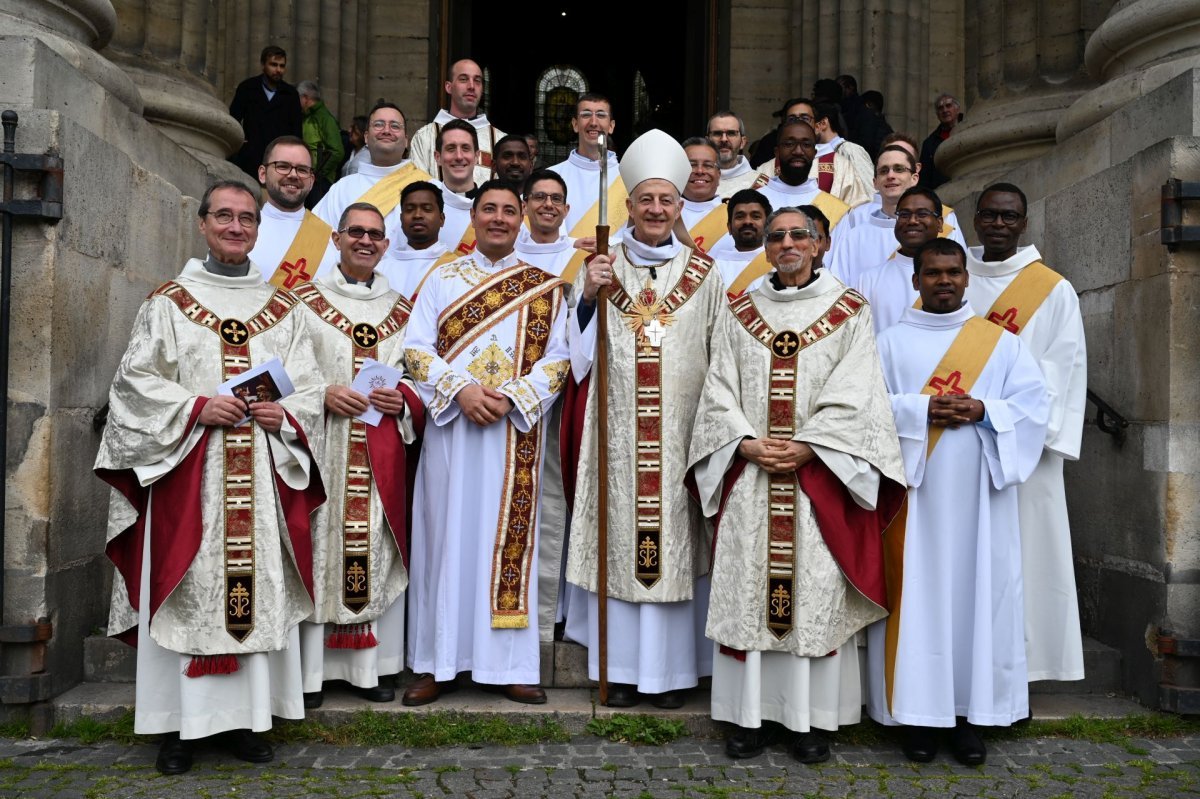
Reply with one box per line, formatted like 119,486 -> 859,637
298,80 -> 344,184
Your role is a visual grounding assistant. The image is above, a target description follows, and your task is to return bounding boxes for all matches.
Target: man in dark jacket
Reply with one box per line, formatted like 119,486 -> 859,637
229,46 -> 303,177
919,94 -> 962,190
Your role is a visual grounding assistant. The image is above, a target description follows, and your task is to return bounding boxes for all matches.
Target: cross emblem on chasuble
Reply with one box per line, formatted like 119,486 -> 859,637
353,322 -> 378,347
219,319 -> 249,346
643,318 -> 667,348
771,330 -> 800,358
928,370 -> 967,396
279,258 -> 312,288
987,306 -> 1020,333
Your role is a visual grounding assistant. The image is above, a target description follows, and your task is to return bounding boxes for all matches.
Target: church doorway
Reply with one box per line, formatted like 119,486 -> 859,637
436,1 -> 722,163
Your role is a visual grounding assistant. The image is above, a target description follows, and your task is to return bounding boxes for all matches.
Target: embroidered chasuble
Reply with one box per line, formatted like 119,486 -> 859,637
564,242 -> 727,603
293,271 -> 424,634
687,270 -> 906,657
96,259 -> 326,658
404,251 -> 570,683
867,302 -> 1048,727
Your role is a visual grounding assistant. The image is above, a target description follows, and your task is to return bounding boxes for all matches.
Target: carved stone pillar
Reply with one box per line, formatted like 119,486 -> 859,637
103,0 -> 243,161
1058,0 -> 1200,140
936,0 -> 1101,195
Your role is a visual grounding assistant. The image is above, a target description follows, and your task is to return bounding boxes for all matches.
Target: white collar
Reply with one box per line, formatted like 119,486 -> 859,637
623,232 -> 681,265
516,227 -> 573,253
470,248 -> 521,270
433,109 -> 492,130
317,266 -> 395,300
180,257 -> 264,288
566,148 -> 619,172
966,244 -> 1041,277
768,176 -> 819,196
356,159 -> 412,179
261,203 -> 306,221
758,268 -> 837,301
683,196 -> 723,214
899,300 -> 976,329
434,180 -> 474,210
720,156 -> 753,179
390,241 -> 448,261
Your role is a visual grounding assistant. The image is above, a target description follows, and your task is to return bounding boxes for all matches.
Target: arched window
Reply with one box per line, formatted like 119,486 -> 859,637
632,70 -> 650,135
535,66 -> 588,165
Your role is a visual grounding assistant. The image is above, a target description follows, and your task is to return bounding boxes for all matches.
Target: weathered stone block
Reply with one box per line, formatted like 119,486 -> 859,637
83,635 -> 135,683
46,411 -> 108,569
1110,70 -> 1200,168
552,641 -> 591,689
1042,160 -> 1131,292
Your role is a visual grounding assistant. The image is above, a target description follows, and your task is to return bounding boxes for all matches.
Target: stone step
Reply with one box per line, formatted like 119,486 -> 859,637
50,681 -> 1152,737
1029,636 -> 1123,695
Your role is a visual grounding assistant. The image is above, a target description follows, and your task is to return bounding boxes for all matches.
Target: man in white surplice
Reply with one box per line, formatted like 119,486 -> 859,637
375,180 -> 449,300
94,182 -> 325,774
868,237 -> 1048,767
688,206 -> 906,764
247,136 -> 322,286
403,180 -> 571,706
967,183 -> 1087,684
563,130 -> 726,709
408,58 -> 505,187
548,93 -> 624,242
295,202 -> 422,710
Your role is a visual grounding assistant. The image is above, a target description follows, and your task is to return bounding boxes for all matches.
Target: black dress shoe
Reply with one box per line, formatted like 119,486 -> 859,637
155,732 -> 193,775
303,690 -> 324,709
602,682 -> 641,707
901,725 -> 939,763
353,683 -> 395,703
725,724 -> 778,759
648,689 -> 686,709
221,729 -> 274,763
950,721 -> 986,766
791,730 -> 830,764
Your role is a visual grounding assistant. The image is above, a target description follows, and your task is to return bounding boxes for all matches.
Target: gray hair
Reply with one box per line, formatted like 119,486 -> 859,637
297,80 -> 321,101
935,93 -> 959,108
707,110 -> 746,137
764,206 -> 813,233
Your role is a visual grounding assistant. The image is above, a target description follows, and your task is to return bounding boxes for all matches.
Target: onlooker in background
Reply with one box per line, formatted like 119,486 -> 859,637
919,94 -> 961,190
524,134 -> 542,170
342,115 -> 371,178
228,46 -> 302,178
835,74 -> 867,146
298,81 -> 345,187
858,90 -> 894,161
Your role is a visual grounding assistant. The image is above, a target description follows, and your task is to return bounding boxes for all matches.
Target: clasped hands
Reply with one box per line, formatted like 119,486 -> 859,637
198,395 -> 285,432
456,383 -> 514,426
325,384 -> 407,419
738,437 -> 816,474
927,394 -> 985,429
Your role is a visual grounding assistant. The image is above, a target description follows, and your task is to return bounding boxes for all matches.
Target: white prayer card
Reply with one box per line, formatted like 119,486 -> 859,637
349,358 -> 404,427
217,357 -> 295,425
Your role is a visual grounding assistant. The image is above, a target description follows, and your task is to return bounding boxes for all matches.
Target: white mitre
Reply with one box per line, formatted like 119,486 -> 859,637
619,129 -> 691,193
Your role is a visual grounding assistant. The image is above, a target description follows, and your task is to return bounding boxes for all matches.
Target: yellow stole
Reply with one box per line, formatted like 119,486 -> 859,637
561,177 -> 629,283
410,226 -> 480,300
883,316 -> 1005,713
687,203 -> 729,255
267,211 -> 331,289
914,261 -> 1062,335
355,163 -> 433,217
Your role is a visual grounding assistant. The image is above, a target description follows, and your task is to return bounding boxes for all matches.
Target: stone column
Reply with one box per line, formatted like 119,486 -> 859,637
103,0 -> 244,164
935,0 -> 1101,197
1058,0 -> 1200,140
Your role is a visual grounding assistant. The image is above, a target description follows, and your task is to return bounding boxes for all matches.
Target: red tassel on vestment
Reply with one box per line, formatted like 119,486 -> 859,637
183,654 -> 240,678
325,622 -> 378,650
719,644 -> 747,662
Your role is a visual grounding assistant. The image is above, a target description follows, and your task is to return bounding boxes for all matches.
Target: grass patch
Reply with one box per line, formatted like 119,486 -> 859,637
985,713 -> 1200,744
267,709 -> 570,747
586,714 -> 687,745
48,713 -> 139,745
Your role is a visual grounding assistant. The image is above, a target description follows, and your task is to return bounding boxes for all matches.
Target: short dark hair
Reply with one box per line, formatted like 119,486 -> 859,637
368,101 -> 406,125
861,90 -> 884,111
898,186 -> 943,217
402,180 -> 444,213
437,118 -> 478,151
776,117 -> 817,138
524,169 -> 568,201
978,182 -> 1029,214
337,201 -> 385,232
260,46 -> 286,64
775,97 -> 814,119
494,133 -> 529,154
471,179 -> 523,211
262,135 -> 308,165
351,115 -> 369,134
877,144 -> 917,172
707,111 -> 746,137
812,102 -> 845,136
198,180 -> 259,220
681,137 -> 718,157
726,189 -> 771,224
881,131 -> 919,152
796,204 -> 831,240
576,93 -> 612,114
913,238 -> 966,275
812,78 -> 842,104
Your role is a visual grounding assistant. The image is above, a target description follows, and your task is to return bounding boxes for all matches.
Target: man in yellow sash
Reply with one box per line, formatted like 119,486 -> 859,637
868,237 -> 1048,766
707,188 -> 771,290
688,206 -> 905,763
313,102 -> 433,274
548,93 -> 626,241
432,119 -> 483,251
564,130 -> 727,710
376,181 -> 449,300
966,183 -> 1088,685
403,180 -> 570,706
408,58 -> 505,187
248,135 -> 327,289
515,170 -> 577,277
856,187 -> 946,333
681,138 -> 728,255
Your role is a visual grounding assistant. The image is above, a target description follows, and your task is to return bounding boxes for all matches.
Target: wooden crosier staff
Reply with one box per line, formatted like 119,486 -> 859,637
595,132 -> 611,706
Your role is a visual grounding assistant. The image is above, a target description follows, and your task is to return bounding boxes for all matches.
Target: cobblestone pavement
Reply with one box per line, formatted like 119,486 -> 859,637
0,734 -> 1197,798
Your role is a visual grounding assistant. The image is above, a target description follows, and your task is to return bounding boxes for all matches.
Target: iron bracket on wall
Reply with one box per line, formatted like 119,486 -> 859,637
1086,389 -> 1128,442
1161,179 -> 1200,250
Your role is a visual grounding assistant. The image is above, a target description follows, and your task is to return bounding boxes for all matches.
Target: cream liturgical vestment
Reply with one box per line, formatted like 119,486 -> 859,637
719,156 -> 758,198
434,180 -> 475,252
688,270 -> 906,733
965,245 -> 1087,683
293,269 -> 423,692
868,303 -> 1049,728
514,228 -> 577,277
707,237 -> 764,292
409,110 -> 504,187
563,235 -> 726,692
95,258 -> 326,738
404,250 -> 571,684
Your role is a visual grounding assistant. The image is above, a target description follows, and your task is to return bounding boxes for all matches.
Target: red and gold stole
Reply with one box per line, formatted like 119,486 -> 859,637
605,250 -> 716,589
435,264 -> 566,628
688,203 -> 730,255
292,283 -> 411,645
728,288 -> 867,638
914,261 -> 1062,332
267,212 -> 331,290
151,281 -> 299,647
881,316 -> 1005,713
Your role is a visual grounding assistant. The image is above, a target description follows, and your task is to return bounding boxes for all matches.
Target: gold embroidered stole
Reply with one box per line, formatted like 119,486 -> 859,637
913,261 -> 1062,333
604,249 -> 715,589
293,283 -> 411,615
356,163 -> 434,217
728,288 -> 867,638
688,203 -> 729,255
883,315 -> 1005,712
268,211 -> 331,289
434,264 -> 566,627
560,176 -> 630,283
151,281 -> 299,644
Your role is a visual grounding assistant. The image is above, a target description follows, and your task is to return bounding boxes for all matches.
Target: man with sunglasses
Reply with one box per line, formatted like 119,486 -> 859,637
292,201 -> 422,712
690,206 -> 905,764
96,180 -> 326,774
248,136 -> 328,289
966,183 -> 1087,688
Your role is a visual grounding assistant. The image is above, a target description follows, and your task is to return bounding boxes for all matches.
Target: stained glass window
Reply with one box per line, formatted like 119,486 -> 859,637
535,66 -> 588,165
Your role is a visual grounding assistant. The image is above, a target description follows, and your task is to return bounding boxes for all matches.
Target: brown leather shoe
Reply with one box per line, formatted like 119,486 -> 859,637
402,673 -> 457,706
501,683 -> 547,704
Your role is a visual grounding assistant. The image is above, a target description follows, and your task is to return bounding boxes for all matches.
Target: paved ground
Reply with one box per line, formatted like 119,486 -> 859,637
1,733 -> 1197,798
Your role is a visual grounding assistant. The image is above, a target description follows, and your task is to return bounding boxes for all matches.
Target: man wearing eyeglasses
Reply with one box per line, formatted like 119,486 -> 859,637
751,119 -> 851,244
248,135 -> 329,289
292,201 -> 423,712
95,181 -> 326,774
515,170 -> 576,276
680,138 -> 728,255
409,59 -> 505,186
549,93 -> 625,241
856,187 -> 946,334
690,205 -> 905,765
966,183 -> 1087,688
707,111 -> 756,197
